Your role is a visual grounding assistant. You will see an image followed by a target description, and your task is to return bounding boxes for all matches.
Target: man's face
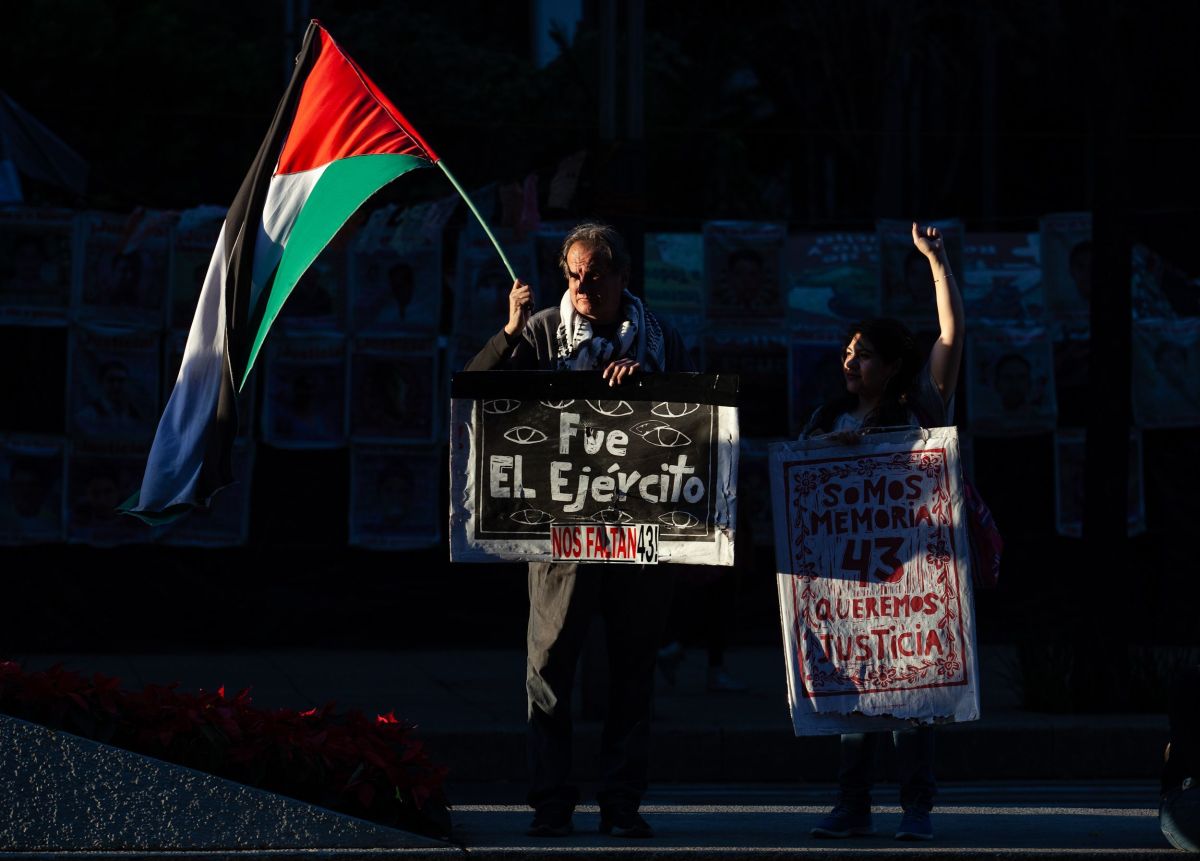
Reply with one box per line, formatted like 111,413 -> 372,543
565,242 -> 626,324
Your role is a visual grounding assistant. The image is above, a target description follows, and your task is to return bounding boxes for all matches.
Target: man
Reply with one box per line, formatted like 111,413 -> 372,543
467,222 -> 693,839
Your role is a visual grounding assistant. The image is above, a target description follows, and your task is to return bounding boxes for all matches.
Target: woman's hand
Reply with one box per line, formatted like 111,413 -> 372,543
503,280 -> 535,336
602,358 -> 641,387
912,221 -> 948,264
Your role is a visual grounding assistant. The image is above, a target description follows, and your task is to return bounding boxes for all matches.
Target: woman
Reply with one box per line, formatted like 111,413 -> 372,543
803,222 -> 964,843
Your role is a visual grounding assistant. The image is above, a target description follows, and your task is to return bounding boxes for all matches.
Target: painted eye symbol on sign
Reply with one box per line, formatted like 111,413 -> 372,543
484,399 -> 522,414
658,510 -> 701,529
503,426 -> 549,444
630,419 -> 670,436
633,424 -> 692,448
585,400 -> 633,417
651,402 -> 700,418
591,507 -> 634,525
511,508 -> 556,525
540,399 -> 575,409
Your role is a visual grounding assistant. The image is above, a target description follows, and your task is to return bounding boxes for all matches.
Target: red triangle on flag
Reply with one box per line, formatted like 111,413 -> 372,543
275,24 -> 438,176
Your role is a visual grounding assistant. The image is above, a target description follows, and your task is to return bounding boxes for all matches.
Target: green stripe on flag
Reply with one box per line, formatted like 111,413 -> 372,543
241,152 -> 430,388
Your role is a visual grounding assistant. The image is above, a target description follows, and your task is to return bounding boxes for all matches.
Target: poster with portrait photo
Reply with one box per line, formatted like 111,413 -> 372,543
278,249 -> 346,332
966,327 -> 1057,434
1132,318 -> 1200,428
705,332 -> 789,438
644,233 -> 706,356
1131,243 -> 1185,321
1039,212 -> 1092,325
962,233 -> 1045,324
349,244 -> 441,334
261,334 -> 347,449
158,441 -> 253,547
168,207 -> 224,331
69,325 -> 161,449
1054,429 -> 1145,539
66,450 -> 158,546
0,435 -> 64,544
348,443 -> 442,550
703,221 -> 786,324
453,225 -> 536,343
879,218 -> 964,323
349,336 -> 439,443
77,210 -> 172,327
384,194 -> 459,255
789,338 -> 851,436
645,233 -> 705,316
784,233 -> 881,329
0,208 -> 75,325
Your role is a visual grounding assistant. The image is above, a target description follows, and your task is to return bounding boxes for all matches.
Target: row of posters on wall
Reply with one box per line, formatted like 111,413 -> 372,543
23,317 -> 1200,459
0,426 -> 1143,549
3,205 -> 1192,337
29,326 -> 449,450
0,436 -> 441,550
6,205 -> 1198,439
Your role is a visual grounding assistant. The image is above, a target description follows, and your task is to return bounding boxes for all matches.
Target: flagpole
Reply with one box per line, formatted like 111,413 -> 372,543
436,160 -> 518,283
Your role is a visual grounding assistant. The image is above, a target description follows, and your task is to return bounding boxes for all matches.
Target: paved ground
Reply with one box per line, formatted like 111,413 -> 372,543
449,782 -> 1172,858
4,647 -> 1178,858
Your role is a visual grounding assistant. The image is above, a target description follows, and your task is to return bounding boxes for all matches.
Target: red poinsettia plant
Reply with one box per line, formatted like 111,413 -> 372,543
0,661 -> 451,837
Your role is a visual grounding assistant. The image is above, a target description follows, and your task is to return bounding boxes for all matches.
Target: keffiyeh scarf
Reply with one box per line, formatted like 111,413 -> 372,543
554,289 -> 667,371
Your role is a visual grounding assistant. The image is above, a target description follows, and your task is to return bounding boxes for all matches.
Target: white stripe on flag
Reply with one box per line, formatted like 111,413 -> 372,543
136,222 -> 230,512
249,165 -> 327,313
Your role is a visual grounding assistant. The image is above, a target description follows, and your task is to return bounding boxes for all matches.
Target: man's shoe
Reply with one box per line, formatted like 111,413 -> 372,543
810,804 -> 874,838
526,806 -> 574,837
894,809 -> 933,841
599,808 -> 654,838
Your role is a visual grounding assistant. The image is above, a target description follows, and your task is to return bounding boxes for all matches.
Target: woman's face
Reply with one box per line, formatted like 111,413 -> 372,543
843,332 -> 899,401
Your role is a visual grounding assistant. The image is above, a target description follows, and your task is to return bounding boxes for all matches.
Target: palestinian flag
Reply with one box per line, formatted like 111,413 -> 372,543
124,20 -> 438,522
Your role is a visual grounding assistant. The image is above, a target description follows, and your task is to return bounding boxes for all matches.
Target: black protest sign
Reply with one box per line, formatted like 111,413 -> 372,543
450,372 -> 738,565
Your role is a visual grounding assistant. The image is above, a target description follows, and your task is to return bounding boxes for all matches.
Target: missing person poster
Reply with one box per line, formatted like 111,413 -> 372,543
0,207 -> 75,325
784,232 -> 881,329
769,427 -> 980,735
349,443 -> 442,550
966,326 -> 1058,434
77,210 -> 172,327
703,221 -> 787,324
1132,318 -> 1200,428
0,435 -> 65,544
962,233 -> 1045,323
1039,212 -> 1092,324
449,372 -> 738,565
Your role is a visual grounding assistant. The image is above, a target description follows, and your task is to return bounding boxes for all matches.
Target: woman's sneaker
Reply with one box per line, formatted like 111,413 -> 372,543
895,808 -> 934,841
810,804 -> 874,838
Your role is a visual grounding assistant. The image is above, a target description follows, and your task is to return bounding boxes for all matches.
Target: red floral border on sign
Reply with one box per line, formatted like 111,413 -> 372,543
782,449 -> 967,697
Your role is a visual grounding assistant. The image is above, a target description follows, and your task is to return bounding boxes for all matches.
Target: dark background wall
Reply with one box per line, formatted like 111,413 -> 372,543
2,1 -> 1198,684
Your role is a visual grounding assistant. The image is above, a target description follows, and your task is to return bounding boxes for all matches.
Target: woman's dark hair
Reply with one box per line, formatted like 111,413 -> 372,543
808,318 -> 922,433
